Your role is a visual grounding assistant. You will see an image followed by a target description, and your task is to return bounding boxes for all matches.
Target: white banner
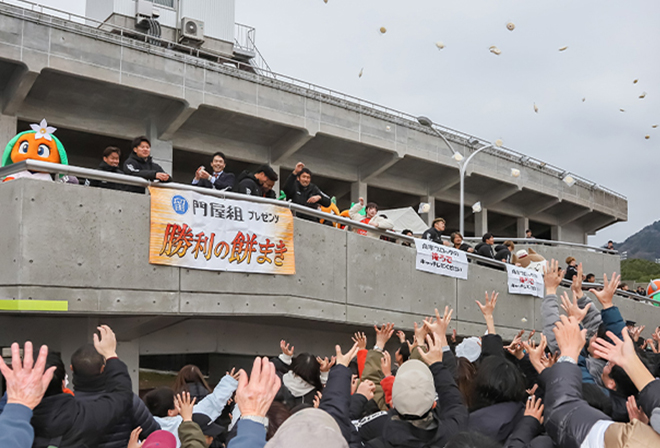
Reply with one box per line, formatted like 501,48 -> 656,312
414,239 -> 469,280
506,264 -> 545,298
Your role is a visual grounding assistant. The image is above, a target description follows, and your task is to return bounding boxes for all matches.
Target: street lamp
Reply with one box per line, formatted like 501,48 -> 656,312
417,116 -> 494,235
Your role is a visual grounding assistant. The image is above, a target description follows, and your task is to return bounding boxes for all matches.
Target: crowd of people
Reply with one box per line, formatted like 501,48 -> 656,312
1,261 -> 660,448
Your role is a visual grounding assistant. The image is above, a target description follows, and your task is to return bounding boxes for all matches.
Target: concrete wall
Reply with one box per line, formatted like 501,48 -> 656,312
0,179 -> 653,392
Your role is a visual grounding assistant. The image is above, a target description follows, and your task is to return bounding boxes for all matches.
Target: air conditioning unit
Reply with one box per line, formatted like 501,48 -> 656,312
179,17 -> 205,43
136,0 -> 154,20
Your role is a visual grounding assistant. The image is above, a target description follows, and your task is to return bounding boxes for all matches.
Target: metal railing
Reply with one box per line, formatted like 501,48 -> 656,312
462,237 -> 617,255
0,160 -> 651,305
0,0 -> 627,202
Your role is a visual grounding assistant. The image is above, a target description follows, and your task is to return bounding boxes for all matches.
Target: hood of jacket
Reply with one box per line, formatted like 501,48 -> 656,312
468,401 -> 524,442
236,170 -> 258,185
282,371 -> 316,398
474,242 -> 491,251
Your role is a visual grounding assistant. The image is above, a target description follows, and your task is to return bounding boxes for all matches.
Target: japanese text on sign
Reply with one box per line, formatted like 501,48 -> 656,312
414,239 -> 469,280
505,264 -> 544,298
149,188 -> 295,274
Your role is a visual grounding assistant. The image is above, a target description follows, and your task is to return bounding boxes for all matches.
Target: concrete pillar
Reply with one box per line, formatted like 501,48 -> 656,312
517,217 -> 529,238
116,340 -> 140,394
351,181 -> 367,205
551,225 -> 563,242
147,122 -> 173,175
419,195 -> 435,227
474,208 -> 488,237
0,114 -> 17,146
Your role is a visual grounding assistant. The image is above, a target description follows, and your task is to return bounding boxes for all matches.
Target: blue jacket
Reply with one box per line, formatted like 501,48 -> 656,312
226,419 -> 266,448
600,306 -> 625,340
0,403 -> 35,448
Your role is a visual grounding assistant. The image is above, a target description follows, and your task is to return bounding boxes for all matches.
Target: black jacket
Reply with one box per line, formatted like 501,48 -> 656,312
468,402 -> 524,443
88,161 -> 125,191
30,358 -> 133,448
235,171 -> 276,199
360,362 -> 468,448
494,245 -> 512,263
282,173 -> 331,209
195,171 -> 235,191
73,374 -> 160,448
319,365 -> 363,448
422,227 -> 444,245
564,265 -> 578,281
474,242 -> 495,259
122,153 -> 169,193
504,416 -> 555,448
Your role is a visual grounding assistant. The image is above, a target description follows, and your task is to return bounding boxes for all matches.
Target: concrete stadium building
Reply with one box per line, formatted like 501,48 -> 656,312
0,0 -> 642,390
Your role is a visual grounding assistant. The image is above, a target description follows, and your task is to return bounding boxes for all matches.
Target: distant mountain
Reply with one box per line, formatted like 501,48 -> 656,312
616,220 -> 660,262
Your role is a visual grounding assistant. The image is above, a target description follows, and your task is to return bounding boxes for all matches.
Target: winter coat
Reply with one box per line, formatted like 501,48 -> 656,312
178,421 -> 207,448
226,420 -> 266,448
494,245 -> 512,263
271,354 -> 328,407
319,364 -> 363,448
122,153 -> 169,193
637,379 -> 660,435
154,374 -> 238,448
468,402 -> 525,443
194,171 -> 235,191
0,403 -> 35,448
359,362 -> 468,448
235,171 -> 276,199
88,161 -> 126,191
504,416 -> 555,448
30,358 -> 133,448
282,173 -> 331,210
564,265 -> 578,281
474,242 -> 495,259
421,227 -> 444,245
348,203 -> 394,239
73,373 -> 160,448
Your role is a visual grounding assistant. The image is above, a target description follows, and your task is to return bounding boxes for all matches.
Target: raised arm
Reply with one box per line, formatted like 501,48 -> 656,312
541,259 -> 563,353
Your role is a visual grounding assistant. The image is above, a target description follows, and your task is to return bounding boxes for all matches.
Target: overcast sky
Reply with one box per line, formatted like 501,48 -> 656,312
24,0 -> 660,245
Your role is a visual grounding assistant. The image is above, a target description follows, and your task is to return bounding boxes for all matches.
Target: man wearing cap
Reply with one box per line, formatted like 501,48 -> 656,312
422,218 -> 451,246
355,335 -> 468,447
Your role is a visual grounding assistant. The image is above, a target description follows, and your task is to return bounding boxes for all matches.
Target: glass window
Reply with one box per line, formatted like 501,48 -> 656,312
151,0 -> 175,8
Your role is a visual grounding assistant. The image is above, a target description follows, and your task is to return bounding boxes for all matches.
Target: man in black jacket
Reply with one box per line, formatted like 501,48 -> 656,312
192,151 -> 235,191
475,233 -> 496,259
70,344 -> 159,448
89,146 -> 126,191
235,164 -> 278,199
283,162 -> 331,221
123,136 -> 171,193
422,218 -> 451,246
30,325 -> 134,448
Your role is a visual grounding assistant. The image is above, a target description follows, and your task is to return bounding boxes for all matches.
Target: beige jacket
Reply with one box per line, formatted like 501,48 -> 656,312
349,202 -> 394,238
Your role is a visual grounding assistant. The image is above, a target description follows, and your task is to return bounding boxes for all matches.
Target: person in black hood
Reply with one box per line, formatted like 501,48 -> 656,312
235,164 -> 278,199
122,136 -> 171,193
474,233 -> 496,259
282,162 -> 331,221
422,218 -> 451,246
89,146 -> 126,191
30,325 -> 134,448
70,344 -> 160,448
494,240 -> 515,264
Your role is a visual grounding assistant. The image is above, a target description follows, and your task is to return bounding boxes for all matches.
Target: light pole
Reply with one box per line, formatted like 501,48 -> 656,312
417,116 -> 493,236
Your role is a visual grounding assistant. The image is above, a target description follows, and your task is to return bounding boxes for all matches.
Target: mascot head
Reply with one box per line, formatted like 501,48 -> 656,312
512,248 -> 547,273
2,119 -> 67,168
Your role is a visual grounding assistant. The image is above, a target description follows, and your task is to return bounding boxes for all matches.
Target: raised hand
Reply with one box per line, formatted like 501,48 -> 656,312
570,262 -> 585,298
127,427 -> 142,448
423,306 -> 453,346
396,330 -> 407,344
543,259 -> 564,295
589,272 -> 621,310
506,331 -> 525,360
374,323 -> 395,349
552,315 -> 586,362
560,291 -> 591,323
316,356 -> 336,372
350,374 -> 359,394
227,367 -> 240,381
356,379 -> 376,401
631,325 -> 645,343
417,332 -> 444,365
522,334 -> 548,374
0,342 -> 56,410
280,340 -> 294,357
476,291 -> 498,334
592,328 -> 637,369
352,332 -> 367,350
413,321 -> 428,348
626,395 -> 649,424
380,350 -> 392,377
93,325 -> 118,359
235,357 -> 281,417
335,342 -> 360,367
313,391 -> 322,409
174,391 -> 197,422
525,395 -> 544,424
